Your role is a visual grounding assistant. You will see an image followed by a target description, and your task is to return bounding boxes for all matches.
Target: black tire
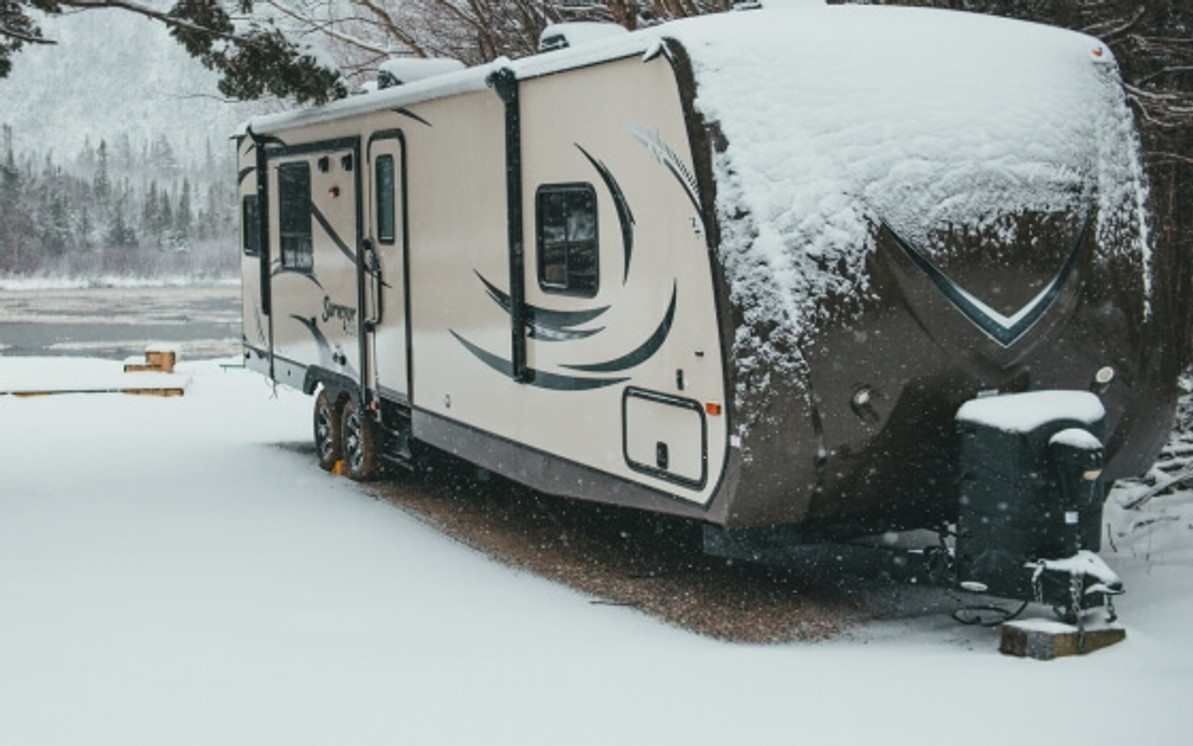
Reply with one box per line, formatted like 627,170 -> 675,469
342,397 -> 381,481
314,389 -> 343,472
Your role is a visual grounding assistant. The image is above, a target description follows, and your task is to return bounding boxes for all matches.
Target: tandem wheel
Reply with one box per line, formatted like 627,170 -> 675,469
313,388 -> 344,472
341,397 -> 382,481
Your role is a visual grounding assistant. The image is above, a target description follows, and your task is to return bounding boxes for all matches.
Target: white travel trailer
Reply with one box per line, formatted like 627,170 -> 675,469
238,5 -> 1176,612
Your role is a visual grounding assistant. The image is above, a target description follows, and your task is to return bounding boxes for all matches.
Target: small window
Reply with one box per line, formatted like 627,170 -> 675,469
376,155 -> 396,245
537,184 -> 598,296
278,162 -> 312,271
242,195 -> 261,257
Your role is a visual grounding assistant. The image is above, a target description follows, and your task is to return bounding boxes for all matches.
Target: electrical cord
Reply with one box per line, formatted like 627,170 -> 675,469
951,601 -> 1029,627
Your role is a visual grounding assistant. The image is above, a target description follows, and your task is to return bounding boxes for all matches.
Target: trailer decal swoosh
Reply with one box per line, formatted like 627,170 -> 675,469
289,315 -> 358,378
237,166 -> 255,186
393,108 -> 432,127
270,263 -> 324,290
253,306 -> 267,347
577,144 -> 635,283
631,124 -> 701,214
244,127 -> 287,152
311,204 -> 357,265
562,283 -> 677,373
882,220 -> 1087,347
451,331 -> 628,391
475,272 -> 608,341
290,314 -> 335,369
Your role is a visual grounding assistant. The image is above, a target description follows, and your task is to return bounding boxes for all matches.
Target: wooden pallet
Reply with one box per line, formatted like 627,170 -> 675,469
123,346 -> 178,374
1,353 -> 190,397
1000,619 -> 1126,660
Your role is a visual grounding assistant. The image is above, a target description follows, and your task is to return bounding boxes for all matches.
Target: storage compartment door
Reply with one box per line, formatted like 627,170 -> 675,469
623,388 -> 707,490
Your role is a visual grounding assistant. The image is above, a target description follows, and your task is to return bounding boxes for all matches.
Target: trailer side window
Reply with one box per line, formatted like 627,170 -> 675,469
536,184 -> 598,297
376,155 -> 396,245
278,162 -> 313,270
242,195 -> 261,257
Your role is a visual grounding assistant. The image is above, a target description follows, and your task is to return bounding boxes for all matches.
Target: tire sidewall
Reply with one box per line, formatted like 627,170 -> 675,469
342,397 -> 380,481
314,389 -> 343,472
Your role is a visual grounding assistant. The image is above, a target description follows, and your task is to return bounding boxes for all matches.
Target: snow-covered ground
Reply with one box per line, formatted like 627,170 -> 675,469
1,358 -> 1191,745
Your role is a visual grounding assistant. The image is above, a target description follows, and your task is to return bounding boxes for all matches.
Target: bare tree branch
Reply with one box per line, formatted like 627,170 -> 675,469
0,25 -> 56,45
58,0 -> 247,47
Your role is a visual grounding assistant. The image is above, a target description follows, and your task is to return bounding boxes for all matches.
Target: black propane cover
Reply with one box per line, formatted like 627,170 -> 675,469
955,391 -> 1106,604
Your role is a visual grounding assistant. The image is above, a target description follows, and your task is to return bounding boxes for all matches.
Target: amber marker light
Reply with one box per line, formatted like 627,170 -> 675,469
706,402 -> 723,416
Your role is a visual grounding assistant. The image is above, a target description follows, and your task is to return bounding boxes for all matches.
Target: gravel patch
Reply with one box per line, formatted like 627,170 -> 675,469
362,450 -> 874,643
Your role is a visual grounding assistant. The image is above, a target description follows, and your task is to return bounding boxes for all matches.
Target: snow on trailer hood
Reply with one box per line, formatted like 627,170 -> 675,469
666,5 -> 1150,381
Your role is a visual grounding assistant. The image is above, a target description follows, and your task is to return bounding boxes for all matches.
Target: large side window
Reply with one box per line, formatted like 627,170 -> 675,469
241,195 -> 260,257
536,184 -> 598,297
376,155 -> 396,245
278,162 -> 312,270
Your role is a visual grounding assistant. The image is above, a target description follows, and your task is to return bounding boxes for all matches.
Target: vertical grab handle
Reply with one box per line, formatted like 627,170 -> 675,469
362,238 -> 382,331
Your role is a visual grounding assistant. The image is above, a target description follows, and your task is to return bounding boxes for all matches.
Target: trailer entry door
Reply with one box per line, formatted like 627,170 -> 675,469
364,131 -> 410,403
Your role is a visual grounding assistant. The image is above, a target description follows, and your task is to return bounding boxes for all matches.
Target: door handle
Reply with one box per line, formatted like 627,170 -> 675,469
362,238 -> 382,331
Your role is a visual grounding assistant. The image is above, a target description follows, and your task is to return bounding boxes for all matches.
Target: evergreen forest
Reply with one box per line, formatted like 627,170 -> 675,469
0,125 -> 237,281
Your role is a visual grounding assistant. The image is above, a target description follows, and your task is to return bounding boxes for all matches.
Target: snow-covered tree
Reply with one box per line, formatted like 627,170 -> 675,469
1,0 -> 346,103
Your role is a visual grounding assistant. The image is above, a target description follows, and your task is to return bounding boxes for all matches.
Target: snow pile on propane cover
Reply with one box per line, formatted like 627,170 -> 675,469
672,6 -> 1150,388
955,391 -> 1105,434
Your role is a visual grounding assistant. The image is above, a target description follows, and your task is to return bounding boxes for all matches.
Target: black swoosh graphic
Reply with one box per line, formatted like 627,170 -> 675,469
290,314 -> 335,369
393,108 -> 432,127
253,306 -> 267,347
290,315 -> 358,378
237,166 -> 255,186
245,127 -> 287,151
451,331 -> 628,391
562,283 -> 677,373
577,144 -> 635,283
271,264 -> 325,290
883,219 -> 1088,347
632,126 -> 701,214
311,204 -> 357,265
475,272 -> 608,341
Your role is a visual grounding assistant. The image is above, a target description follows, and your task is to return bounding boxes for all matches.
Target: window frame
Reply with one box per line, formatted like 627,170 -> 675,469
277,161 -> 313,271
375,154 -> 396,246
241,194 -> 261,257
535,182 -> 599,298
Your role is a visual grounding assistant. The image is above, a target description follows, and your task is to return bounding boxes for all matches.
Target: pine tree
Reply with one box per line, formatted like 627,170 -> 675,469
158,186 -> 173,249
1,125 -> 19,211
107,196 -> 137,250
176,178 -> 192,238
78,204 -> 93,252
159,187 -> 173,233
40,191 -> 71,257
93,140 -> 111,205
143,180 -> 159,238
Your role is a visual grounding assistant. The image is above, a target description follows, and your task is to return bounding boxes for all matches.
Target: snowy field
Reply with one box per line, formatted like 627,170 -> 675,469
0,358 -> 1191,745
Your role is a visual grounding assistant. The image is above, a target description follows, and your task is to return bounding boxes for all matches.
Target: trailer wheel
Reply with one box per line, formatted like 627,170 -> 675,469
314,389 -> 343,472
342,397 -> 380,481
